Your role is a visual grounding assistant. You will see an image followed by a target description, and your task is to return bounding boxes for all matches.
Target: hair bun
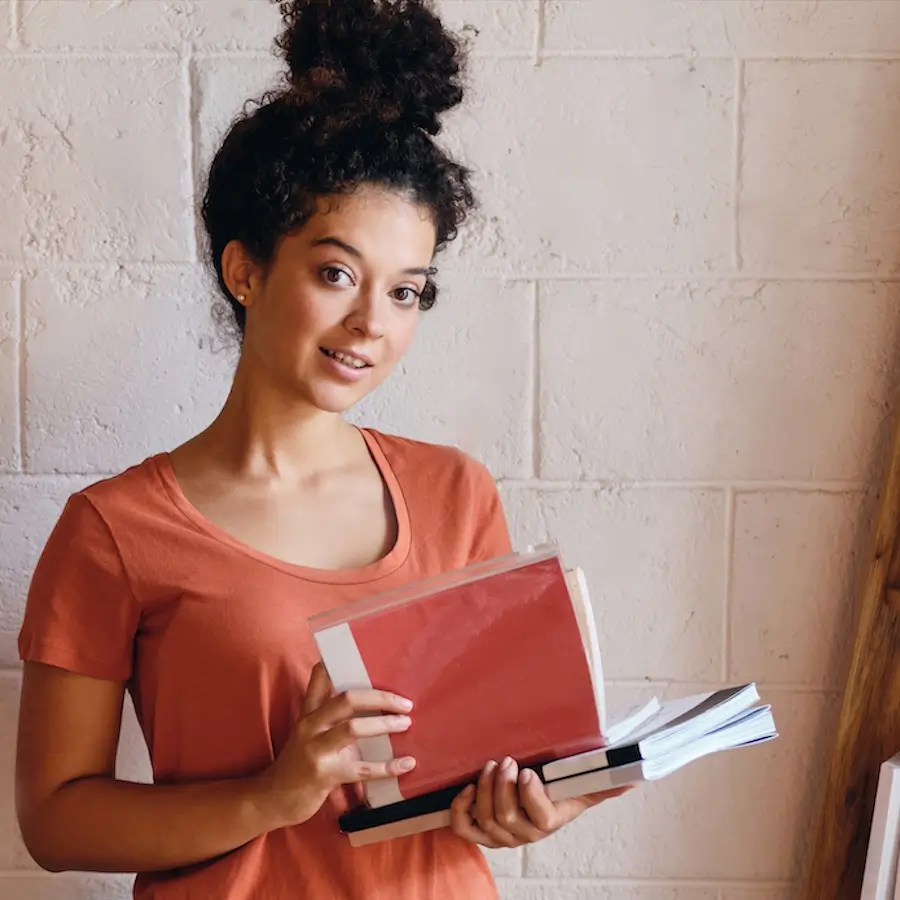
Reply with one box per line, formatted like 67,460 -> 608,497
273,0 -> 467,137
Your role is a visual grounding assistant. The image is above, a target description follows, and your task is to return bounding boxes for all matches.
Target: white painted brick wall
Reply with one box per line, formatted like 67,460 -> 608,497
1,1 -> 897,897
0,280 -> 18,472
0,57 -> 192,262
538,280 -> 900,481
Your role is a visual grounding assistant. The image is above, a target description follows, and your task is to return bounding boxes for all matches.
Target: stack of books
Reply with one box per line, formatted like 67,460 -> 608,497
308,544 -> 778,846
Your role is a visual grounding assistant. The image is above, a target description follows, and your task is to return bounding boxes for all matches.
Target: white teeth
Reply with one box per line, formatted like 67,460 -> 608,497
324,348 -> 367,369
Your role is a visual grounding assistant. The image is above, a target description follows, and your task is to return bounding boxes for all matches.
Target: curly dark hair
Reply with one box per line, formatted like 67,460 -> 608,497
200,0 -> 477,339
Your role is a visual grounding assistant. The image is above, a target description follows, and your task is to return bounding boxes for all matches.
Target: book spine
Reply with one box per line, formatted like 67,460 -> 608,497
347,811 -> 452,847
314,622 -> 404,807
340,762 -> 648,847
540,743 -> 641,782
545,760 -> 646,802
605,744 -> 644,768
539,748 -> 608,782
339,779 -> 477,833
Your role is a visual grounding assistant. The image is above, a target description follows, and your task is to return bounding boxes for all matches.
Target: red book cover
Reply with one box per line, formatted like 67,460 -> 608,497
310,546 -> 602,806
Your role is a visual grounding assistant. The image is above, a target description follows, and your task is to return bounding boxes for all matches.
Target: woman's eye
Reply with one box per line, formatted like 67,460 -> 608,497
393,287 -> 421,306
322,266 -> 352,286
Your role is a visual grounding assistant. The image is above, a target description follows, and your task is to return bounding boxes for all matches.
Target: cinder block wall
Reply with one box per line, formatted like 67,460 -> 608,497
2,2 -> 899,897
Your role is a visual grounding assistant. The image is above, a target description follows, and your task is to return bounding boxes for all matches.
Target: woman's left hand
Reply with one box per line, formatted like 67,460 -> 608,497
449,757 -> 631,849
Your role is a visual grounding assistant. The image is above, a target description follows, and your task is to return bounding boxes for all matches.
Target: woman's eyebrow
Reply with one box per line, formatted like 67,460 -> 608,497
311,236 -> 362,258
310,236 -> 430,277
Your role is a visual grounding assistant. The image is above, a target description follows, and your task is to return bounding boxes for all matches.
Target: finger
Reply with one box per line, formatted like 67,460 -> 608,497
301,662 -> 334,716
493,758 -> 545,843
517,768 -> 561,834
580,785 -> 633,806
308,688 -> 414,733
348,755 -> 417,783
474,760 -> 522,848
450,784 -> 503,849
314,715 -> 413,753
554,784 -> 634,819
314,751 -> 417,786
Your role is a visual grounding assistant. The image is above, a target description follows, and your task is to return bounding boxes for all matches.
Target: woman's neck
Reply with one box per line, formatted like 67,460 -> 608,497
180,359 -> 361,483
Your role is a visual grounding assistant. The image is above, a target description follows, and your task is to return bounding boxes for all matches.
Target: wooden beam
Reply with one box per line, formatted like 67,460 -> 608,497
802,405 -> 900,899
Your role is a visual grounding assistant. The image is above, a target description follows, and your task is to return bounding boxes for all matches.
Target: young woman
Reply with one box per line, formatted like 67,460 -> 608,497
15,2 -> 626,897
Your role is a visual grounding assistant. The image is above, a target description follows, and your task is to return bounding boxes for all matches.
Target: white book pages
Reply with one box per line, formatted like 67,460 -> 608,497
565,567 -> 606,731
862,754 -> 900,900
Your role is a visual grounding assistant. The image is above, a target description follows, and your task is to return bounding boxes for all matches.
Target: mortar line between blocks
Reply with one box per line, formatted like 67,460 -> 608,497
185,51 -> 200,264
494,272 -> 900,284
540,49 -> 724,60
532,0 -> 545,67
0,260 -> 199,272
16,275 -> 25,473
9,0 -> 20,50
0,49 -> 181,60
498,477 -> 869,492
496,876 -> 797,888
538,49 -> 900,62
4,471 -> 128,479
732,58 -> 744,272
530,282 -> 541,479
723,487 -> 736,682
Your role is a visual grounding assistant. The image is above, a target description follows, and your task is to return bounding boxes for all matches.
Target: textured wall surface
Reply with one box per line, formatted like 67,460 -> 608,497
2,1 -> 900,897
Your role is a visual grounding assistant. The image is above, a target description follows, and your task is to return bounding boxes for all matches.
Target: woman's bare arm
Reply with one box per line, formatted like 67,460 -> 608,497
15,661 -> 414,874
15,662 -> 284,874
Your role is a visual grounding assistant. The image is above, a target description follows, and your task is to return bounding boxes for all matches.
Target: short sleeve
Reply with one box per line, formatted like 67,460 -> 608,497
18,492 -> 140,681
467,460 -> 513,563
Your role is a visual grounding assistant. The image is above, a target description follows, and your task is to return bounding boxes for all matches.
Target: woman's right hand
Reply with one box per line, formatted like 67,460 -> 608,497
258,662 -> 416,828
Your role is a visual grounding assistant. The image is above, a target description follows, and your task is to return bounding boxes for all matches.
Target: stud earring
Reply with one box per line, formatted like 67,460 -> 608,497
237,294 -> 246,303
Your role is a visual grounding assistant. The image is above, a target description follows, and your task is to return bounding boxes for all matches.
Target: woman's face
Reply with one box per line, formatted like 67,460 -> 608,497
235,185 -> 437,413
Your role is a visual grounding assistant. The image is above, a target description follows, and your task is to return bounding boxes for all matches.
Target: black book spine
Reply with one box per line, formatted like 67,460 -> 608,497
603,744 -> 643,768
339,767 -> 547,834
341,745 -> 648,834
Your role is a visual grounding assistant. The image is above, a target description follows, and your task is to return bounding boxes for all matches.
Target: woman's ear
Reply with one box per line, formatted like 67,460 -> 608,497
221,239 -> 260,309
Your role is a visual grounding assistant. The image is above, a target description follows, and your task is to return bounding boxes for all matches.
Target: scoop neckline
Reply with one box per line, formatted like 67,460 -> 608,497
151,427 -> 412,586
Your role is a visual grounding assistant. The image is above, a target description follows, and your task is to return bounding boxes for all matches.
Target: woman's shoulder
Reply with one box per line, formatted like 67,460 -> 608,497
362,428 -> 497,491
77,453 -> 165,499
66,453 -> 170,527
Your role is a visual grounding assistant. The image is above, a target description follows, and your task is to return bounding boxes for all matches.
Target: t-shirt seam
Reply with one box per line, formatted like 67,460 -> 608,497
79,492 -> 144,618
148,449 -> 414,587
20,635 -> 127,676
149,457 -> 231,547
363,427 -> 414,537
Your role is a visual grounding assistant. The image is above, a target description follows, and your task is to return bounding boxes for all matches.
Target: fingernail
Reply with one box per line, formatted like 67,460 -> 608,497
461,784 -> 475,797
397,697 -> 414,711
398,757 -> 416,772
501,756 -> 515,772
485,760 -> 498,775
393,716 -> 412,730
520,769 -> 533,785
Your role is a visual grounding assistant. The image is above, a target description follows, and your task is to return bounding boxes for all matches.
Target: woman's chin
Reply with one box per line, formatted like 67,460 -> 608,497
304,383 -> 376,415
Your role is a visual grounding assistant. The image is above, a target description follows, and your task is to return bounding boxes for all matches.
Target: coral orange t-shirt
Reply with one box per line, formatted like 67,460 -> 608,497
18,428 -> 513,900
